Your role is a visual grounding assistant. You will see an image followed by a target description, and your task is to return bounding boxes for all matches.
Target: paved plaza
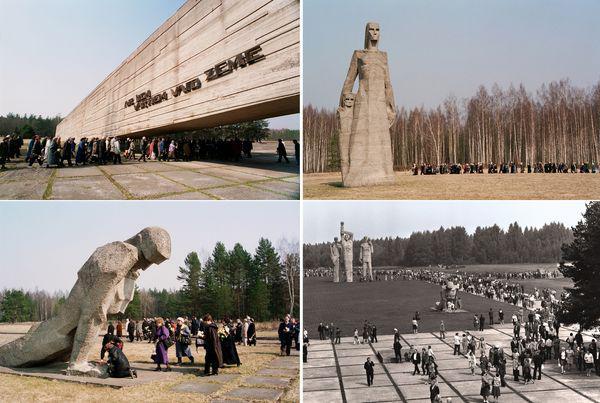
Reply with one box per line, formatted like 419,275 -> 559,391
0,148 -> 299,200
304,325 -> 600,403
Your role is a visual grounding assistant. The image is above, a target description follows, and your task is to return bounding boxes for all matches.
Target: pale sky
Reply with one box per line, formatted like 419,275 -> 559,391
304,0 -> 600,109
0,201 -> 299,293
303,201 -> 587,244
0,0 -> 298,129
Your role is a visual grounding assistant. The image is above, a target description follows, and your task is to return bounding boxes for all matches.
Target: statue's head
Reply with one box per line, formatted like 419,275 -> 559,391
364,22 -> 380,49
344,234 -> 350,241
126,227 -> 171,267
334,236 -> 339,242
362,236 -> 368,242
342,93 -> 355,108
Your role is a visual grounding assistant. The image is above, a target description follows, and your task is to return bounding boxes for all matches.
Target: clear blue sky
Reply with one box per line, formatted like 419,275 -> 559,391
303,201 -> 587,244
304,0 -> 600,109
0,0 -> 298,129
0,201 -> 299,293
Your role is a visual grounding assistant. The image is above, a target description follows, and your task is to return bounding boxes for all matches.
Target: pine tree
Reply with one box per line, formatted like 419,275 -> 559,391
203,242 -> 233,320
177,252 -> 203,316
0,290 -> 34,322
228,243 -> 252,317
558,202 -> 600,329
254,238 -> 286,319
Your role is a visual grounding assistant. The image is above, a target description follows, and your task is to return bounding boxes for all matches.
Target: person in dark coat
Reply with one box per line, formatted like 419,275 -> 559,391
479,314 -> 486,331
138,137 -> 148,162
293,139 -> 299,164
429,377 -> 440,403
127,320 -> 135,342
105,340 -> 135,378
235,319 -> 243,344
191,316 -> 199,336
100,325 -> 122,360
393,338 -> 402,363
220,322 -> 241,367
152,317 -> 171,372
75,138 -> 87,165
411,348 -> 421,375
364,357 -> 375,386
278,316 -> 293,356
27,137 -> 43,167
277,139 -> 289,163
247,319 -> 256,346
203,314 -> 223,375
0,136 -> 8,169
60,138 -> 72,166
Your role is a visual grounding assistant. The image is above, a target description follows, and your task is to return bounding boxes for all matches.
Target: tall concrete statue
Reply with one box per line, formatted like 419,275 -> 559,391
359,236 -> 374,281
0,227 -> 171,376
330,237 -> 341,283
337,92 -> 355,182
340,22 -> 396,187
340,221 -> 354,282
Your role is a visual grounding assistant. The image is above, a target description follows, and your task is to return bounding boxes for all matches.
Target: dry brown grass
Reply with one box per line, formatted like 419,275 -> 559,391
303,171 -> 600,199
0,324 -> 298,402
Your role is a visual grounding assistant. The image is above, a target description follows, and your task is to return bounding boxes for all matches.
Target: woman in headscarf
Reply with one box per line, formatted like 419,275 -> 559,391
174,317 -> 194,365
168,140 -> 176,161
153,317 -> 171,371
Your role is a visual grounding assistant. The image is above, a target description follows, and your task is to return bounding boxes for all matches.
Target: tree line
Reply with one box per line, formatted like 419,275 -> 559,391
303,79 -> 600,172
0,238 -> 299,323
0,113 -> 62,139
303,222 -> 573,269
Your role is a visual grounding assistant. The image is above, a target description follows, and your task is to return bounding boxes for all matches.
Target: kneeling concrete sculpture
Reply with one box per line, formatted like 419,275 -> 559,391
0,227 -> 171,376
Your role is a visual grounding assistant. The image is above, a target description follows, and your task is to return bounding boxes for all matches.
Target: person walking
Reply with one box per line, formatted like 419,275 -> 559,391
480,372 -> 491,403
533,350 -> 543,380
394,336 -> 402,363
584,348 -> 594,377
293,139 -> 300,164
453,333 -> 461,355
468,350 -> 476,375
153,317 -> 171,372
277,139 -> 289,163
175,317 -> 194,365
354,328 -> 360,344
364,357 -> 375,386
429,377 -> 440,403
138,137 -> 148,162
479,314 -> 486,331
492,372 -> 501,401
202,314 -> 223,375
411,347 -> 421,375
440,321 -> 446,339
127,319 -> 135,342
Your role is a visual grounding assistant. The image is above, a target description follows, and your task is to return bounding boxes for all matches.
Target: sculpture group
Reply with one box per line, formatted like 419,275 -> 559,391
0,227 -> 171,376
329,222 -> 374,283
337,22 -> 397,187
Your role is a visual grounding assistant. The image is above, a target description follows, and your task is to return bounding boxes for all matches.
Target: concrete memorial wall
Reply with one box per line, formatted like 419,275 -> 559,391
56,0 -> 299,141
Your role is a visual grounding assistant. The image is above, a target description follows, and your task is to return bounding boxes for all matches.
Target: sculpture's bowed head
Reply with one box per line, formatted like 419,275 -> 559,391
127,226 -> 171,265
364,22 -> 380,49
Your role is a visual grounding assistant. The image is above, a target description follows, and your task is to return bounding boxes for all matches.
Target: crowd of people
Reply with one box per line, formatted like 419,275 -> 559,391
1,134 -> 300,170
99,314 -> 262,377
305,310 -> 599,402
412,161 -> 600,175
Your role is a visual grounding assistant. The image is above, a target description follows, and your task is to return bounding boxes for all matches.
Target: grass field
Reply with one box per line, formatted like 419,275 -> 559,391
304,276 -> 527,337
0,323 -> 298,402
303,171 -> 600,199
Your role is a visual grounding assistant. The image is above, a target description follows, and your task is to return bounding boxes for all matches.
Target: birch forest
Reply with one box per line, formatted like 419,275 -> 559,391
303,80 -> 600,173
